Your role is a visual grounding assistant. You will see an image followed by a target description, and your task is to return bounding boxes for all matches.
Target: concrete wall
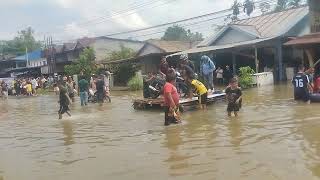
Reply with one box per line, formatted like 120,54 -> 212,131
213,28 -> 256,46
252,72 -> 274,86
92,39 -> 145,62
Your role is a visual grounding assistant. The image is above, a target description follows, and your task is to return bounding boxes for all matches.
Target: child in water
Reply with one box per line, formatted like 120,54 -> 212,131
225,78 -> 242,117
58,81 -> 72,119
163,69 -> 181,126
188,78 -> 208,110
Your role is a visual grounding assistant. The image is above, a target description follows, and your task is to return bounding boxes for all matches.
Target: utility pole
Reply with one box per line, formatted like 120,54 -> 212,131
26,47 -> 29,67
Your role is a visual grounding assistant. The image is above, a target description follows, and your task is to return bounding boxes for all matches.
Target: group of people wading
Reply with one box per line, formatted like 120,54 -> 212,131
155,54 -> 242,126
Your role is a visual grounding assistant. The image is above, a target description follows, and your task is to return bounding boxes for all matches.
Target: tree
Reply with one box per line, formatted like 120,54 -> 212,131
64,47 -> 97,78
1,27 -> 42,56
231,0 -> 241,21
161,25 -> 203,41
107,44 -> 136,61
259,2 -> 271,14
274,0 -> 288,12
106,45 -> 138,85
288,0 -> 302,7
243,0 -> 255,16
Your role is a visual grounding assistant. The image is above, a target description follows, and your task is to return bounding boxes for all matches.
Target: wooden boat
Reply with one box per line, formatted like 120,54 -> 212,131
133,93 -> 226,110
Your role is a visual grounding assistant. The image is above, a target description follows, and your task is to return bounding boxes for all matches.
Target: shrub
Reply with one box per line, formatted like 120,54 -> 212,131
127,73 -> 143,91
238,66 -> 255,88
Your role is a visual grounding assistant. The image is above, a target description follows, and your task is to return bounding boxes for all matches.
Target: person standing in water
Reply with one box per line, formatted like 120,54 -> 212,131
163,69 -> 181,126
292,65 -> 312,104
58,81 -> 72,119
225,78 -> 242,117
78,76 -> 89,106
96,75 -> 105,106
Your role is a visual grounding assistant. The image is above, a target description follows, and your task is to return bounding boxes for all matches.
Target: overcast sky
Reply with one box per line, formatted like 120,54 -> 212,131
0,0 -> 247,41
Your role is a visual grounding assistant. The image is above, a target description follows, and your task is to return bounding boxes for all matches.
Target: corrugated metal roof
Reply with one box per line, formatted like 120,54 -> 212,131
235,6 -> 308,37
64,43 -> 77,51
199,6 -> 309,47
284,32 -> 320,45
197,26 -> 229,47
230,24 -> 261,37
168,37 -> 275,57
13,50 -> 43,61
146,40 -> 194,53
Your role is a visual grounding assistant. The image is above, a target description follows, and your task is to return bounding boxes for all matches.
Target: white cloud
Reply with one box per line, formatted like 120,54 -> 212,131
62,22 -> 94,39
113,12 -> 150,30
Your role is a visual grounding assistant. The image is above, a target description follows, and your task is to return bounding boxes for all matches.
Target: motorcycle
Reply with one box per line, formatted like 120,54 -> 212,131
143,73 -> 189,99
143,74 -> 166,99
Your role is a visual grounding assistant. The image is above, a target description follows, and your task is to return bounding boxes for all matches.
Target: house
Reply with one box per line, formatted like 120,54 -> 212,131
48,37 -> 145,73
107,39 -> 197,74
0,50 -> 48,77
169,6 -> 310,81
284,32 -> 320,67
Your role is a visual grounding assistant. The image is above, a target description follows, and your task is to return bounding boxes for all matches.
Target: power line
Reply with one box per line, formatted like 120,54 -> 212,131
52,0 -> 278,43
126,0 -> 278,39
76,0 -> 165,27
104,0 -> 277,37
67,0 -> 178,29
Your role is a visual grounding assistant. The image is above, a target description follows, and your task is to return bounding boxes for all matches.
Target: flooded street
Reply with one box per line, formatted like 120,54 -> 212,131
1,84 -> 320,180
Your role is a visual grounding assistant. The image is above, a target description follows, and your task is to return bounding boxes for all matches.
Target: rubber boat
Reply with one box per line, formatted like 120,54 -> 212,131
310,93 -> 320,102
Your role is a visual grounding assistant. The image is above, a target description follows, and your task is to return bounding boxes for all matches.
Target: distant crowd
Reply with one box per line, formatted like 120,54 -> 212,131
0,76 -> 54,99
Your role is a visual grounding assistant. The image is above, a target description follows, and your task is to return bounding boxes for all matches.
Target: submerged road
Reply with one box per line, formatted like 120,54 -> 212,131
1,84 -> 320,180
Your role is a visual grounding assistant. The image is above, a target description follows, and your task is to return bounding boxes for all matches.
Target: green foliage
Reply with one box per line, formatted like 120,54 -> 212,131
259,2 -> 271,14
64,47 -> 97,78
161,25 -> 203,41
109,63 -> 139,86
274,0 -> 304,12
238,66 -> 255,89
107,45 -> 136,61
0,27 -> 42,56
127,73 -> 143,91
243,0 -> 255,16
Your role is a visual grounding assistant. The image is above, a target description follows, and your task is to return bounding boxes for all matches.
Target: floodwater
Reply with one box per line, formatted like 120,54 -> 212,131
1,84 -> 320,180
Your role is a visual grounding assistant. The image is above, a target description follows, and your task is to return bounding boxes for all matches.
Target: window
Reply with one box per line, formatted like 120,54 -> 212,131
43,61 -> 47,66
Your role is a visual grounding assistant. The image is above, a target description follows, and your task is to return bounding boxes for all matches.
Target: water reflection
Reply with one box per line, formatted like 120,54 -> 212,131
228,118 -> 243,149
163,126 -> 190,177
61,120 -> 74,146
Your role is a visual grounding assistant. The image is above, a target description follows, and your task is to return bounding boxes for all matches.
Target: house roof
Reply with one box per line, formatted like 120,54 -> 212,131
284,32 -> 320,46
235,6 -> 308,37
198,6 -> 309,47
168,37 -> 274,57
145,39 -> 194,53
13,50 -> 43,61
64,43 -> 77,51
77,37 -> 96,48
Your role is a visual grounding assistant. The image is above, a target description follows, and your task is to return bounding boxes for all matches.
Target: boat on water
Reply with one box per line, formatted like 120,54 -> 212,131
133,92 -> 226,110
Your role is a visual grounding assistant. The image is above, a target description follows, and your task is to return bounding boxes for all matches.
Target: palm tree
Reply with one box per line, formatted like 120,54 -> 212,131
243,0 -> 255,16
231,0 -> 241,21
259,2 -> 271,14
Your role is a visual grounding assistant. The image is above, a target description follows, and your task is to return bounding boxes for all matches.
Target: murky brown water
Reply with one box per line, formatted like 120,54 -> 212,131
1,84 -> 320,180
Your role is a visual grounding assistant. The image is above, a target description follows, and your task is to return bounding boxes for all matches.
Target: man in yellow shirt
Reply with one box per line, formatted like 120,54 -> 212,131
188,78 -> 208,109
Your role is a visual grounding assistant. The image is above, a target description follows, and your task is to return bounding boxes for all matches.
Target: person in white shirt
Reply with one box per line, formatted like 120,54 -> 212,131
31,78 -> 38,95
216,67 -> 224,85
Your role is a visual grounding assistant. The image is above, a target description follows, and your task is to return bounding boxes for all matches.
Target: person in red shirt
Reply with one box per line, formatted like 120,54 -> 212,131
163,69 -> 181,126
314,74 -> 320,93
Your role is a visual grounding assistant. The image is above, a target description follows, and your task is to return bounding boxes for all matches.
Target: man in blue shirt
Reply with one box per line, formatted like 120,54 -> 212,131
200,55 -> 216,93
